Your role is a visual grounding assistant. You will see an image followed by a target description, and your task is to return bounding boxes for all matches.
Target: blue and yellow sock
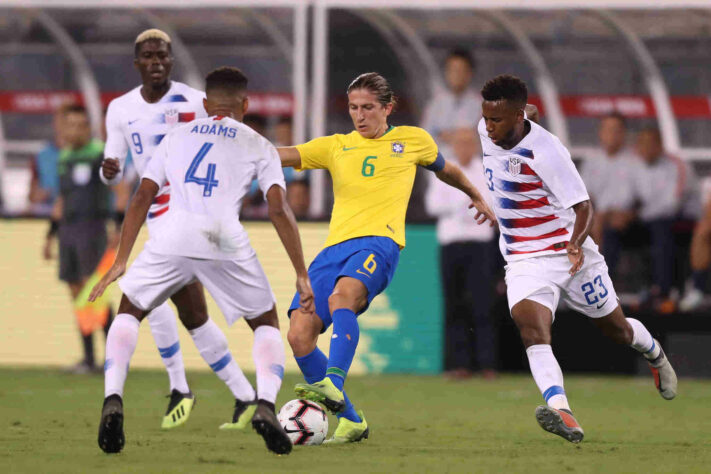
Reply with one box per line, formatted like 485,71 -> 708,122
326,309 -> 359,391
295,345 -> 361,423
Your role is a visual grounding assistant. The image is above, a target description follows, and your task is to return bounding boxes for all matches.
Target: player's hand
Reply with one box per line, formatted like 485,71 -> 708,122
567,243 -> 585,275
468,199 -> 497,227
102,158 -> 121,180
296,274 -> 315,314
88,262 -> 126,302
42,237 -> 53,260
524,104 -> 540,124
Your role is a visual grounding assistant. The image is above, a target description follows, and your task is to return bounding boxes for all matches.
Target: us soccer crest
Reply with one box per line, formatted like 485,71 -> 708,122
508,156 -> 522,176
391,141 -> 405,154
165,108 -> 179,126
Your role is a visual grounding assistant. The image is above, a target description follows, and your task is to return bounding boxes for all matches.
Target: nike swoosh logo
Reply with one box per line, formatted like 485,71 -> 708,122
128,119 -> 139,125
342,146 -> 358,151
596,299 -> 608,309
355,269 -> 371,278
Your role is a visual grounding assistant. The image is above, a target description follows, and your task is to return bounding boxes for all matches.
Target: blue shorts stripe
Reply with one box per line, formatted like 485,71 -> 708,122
158,341 -> 180,359
209,353 -> 232,372
543,385 -> 566,402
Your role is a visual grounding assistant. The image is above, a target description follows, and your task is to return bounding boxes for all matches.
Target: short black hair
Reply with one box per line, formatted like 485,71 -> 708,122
601,111 -> 627,128
205,67 -> 248,95
481,75 -> 528,109
447,48 -> 476,70
134,38 -> 172,58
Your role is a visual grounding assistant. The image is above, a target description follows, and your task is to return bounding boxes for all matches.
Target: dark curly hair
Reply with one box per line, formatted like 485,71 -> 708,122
481,74 -> 528,110
205,66 -> 248,94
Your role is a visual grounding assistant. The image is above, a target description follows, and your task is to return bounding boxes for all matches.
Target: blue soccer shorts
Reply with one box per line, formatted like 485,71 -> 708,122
288,236 -> 400,332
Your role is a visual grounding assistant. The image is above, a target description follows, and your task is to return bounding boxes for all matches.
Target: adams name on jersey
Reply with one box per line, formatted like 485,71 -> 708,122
479,117 -> 593,262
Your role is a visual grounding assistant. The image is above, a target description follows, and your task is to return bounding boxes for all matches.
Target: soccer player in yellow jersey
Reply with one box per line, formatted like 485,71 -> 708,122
278,72 -> 496,443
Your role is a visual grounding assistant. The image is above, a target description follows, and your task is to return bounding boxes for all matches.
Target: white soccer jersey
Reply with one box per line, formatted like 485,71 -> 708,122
103,81 -> 207,219
479,118 -> 592,262
142,116 -> 286,260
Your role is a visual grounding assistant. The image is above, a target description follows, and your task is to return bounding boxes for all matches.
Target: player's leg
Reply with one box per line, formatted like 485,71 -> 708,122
511,298 -> 584,444
242,308 -> 291,455
192,257 -> 291,454
99,295 -> 149,454
563,248 -> 677,400
99,250 -> 194,452
172,281 -> 256,409
146,303 -> 190,397
592,306 -> 677,399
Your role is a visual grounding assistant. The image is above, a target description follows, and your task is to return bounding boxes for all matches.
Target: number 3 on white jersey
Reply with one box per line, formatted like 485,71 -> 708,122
184,142 -> 219,197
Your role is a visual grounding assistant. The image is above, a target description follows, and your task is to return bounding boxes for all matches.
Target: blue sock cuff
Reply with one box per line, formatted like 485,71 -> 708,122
158,341 -> 180,359
543,385 -> 565,402
294,347 -> 328,384
332,308 -> 357,321
645,340 -> 656,354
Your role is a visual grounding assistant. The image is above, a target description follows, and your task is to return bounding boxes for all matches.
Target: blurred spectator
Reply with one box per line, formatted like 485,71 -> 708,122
421,49 -> 482,145
580,113 -> 637,277
632,127 -> 700,310
415,48 -> 482,221
680,178 -> 711,311
243,116 -> 311,219
425,128 -> 497,380
273,116 -> 294,147
28,103 -> 72,215
43,105 -> 114,374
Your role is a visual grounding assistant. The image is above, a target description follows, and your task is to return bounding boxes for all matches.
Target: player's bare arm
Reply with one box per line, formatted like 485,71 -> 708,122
567,200 -> 594,275
89,178 -> 159,301
265,184 -> 315,313
276,146 -> 302,169
435,159 -> 496,226
43,196 -> 64,260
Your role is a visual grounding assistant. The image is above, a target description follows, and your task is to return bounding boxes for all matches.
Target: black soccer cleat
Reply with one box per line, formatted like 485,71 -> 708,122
98,394 -> 125,454
251,400 -> 292,455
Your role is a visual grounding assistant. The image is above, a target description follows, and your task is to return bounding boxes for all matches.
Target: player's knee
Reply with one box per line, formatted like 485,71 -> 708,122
607,321 -> 634,345
518,325 -> 549,347
177,307 -> 208,331
327,292 -> 364,315
287,318 -> 318,356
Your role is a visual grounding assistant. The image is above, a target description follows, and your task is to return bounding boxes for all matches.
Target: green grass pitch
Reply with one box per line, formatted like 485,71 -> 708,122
2,368 -> 710,473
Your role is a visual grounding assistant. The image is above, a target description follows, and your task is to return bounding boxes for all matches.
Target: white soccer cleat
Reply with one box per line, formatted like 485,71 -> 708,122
679,288 -> 703,312
647,339 -> 677,400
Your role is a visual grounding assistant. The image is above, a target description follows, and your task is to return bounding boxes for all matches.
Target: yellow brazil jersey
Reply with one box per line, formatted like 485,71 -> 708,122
296,125 -> 439,248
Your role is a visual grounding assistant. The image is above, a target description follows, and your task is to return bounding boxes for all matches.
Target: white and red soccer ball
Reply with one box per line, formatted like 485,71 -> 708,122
277,399 -> 328,446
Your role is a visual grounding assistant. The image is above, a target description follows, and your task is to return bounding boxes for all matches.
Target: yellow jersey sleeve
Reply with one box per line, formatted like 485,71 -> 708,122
411,127 -> 439,167
294,135 -> 338,170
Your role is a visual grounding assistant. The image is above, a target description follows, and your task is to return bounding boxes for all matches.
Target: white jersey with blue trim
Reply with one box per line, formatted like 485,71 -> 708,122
478,117 -> 593,262
142,116 -> 286,260
103,81 -> 207,219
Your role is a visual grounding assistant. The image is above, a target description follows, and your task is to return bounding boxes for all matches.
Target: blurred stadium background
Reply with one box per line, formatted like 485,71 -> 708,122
1,0 -> 711,379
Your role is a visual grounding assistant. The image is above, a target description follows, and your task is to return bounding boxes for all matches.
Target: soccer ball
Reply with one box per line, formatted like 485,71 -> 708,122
277,399 -> 328,446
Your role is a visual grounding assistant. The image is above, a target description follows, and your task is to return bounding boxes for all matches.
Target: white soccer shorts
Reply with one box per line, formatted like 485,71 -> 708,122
505,245 -> 618,320
119,249 -> 276,325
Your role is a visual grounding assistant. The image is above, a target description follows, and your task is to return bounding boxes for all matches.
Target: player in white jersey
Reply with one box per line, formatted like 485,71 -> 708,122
90,67 -> 314,455
100,29 -> 208,429
479,75 -> 677,444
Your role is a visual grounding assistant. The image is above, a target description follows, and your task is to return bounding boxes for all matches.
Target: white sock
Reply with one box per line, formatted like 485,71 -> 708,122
526,344 -> 571,411
104,313 -> 140,398
252,326 -> 285,404
147,302 -> 190,394
627,318 -> 660,359
189,318 -> 255,402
